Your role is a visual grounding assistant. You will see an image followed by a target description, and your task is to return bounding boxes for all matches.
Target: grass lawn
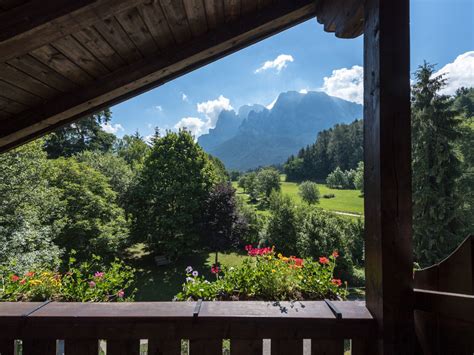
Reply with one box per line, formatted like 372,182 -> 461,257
126,244 -> 248,301
232,177 -> 364,216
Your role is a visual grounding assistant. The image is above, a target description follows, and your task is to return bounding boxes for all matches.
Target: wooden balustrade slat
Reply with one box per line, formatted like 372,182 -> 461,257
65,339 -> 98,355
231,339 -> 263,354
106,339 -> 140,355
22,339 -> 56,355
0,339 -> 15,355
148,338 -> 181,355
189,339 -> 222,354
311,339 -> 344,354
351,338 -> 375,355
271,338 -> 303,354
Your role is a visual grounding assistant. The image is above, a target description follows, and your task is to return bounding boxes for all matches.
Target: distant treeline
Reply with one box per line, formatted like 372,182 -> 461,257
284,119 -> 363,182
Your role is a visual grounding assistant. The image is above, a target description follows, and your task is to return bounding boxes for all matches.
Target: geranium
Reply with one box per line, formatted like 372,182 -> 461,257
247,246 -> 272,256
331,279 -> 342,287
10,275 -> 19,282
319,257 -> 330,265
211,265 -> 220,274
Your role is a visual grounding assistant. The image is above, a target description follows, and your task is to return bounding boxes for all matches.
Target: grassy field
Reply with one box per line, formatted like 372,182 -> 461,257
233,177 -> 364,216
126,244 -> 248,301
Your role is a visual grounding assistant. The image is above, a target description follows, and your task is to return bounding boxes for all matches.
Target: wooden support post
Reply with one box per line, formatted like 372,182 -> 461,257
364,0 -> 414,354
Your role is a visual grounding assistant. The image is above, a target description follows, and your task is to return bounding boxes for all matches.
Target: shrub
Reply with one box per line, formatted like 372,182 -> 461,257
174,246 -> 347,301
323,193 -> 335,199
0,253 -> 135,302
298,181 -> 320,205
296,208 -> 354,281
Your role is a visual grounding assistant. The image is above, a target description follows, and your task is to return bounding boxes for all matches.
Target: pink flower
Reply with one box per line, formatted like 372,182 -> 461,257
88,281 -> 96,288
117,290 -> 125,298
25,272 -> 35,277
319,257 -> 330,265
244,245 -> 253,252
10,275 -> 19,282
19,279 -> 26,285
94,272 -> 105,278
331,279 -> 342,287
332,250 -> 339,258
211,265 -> 220,274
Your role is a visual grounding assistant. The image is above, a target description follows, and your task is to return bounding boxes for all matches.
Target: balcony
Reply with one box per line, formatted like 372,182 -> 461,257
1,300 -> 373,354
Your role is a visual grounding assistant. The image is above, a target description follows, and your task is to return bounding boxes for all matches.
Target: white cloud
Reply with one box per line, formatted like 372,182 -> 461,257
101,122 -> 124,134
255,54 -> 294,74
435,51 -> 474,95
174,117 -> 206,137
299,89 -> 308,94
197,95 -> 233,129
155,105 -> 163,112
322,65 -> 363,104
182,93 -> 188,102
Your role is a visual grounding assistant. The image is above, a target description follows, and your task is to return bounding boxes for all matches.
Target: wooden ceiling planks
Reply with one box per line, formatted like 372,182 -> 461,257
316,0 -> 363,38
0,0 -> 365,152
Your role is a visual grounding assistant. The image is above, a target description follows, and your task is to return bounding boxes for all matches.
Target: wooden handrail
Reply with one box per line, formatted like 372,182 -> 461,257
0,300 -> 374,354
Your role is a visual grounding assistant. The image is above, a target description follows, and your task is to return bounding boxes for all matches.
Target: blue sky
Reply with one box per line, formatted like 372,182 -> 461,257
105,0 -> 474,139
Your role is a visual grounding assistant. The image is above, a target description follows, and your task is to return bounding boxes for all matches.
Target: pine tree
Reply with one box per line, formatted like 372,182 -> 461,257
412,63 -> 464,266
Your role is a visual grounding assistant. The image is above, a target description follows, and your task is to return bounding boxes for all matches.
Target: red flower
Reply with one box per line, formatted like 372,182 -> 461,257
331,278 -> 342,287
25,271 -> 35,278
10,275 -> 20,282
332,250 -> 339,258
244,245 -> 253,252
319,257 -> 330,265
19,279 -> 26,285
211,265 -> 220,274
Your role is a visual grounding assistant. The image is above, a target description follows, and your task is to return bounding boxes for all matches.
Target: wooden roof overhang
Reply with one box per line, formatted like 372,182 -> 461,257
0,0 -> 363,152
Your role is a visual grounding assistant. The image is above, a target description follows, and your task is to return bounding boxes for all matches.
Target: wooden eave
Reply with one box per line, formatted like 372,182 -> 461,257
0,0 -> 363,152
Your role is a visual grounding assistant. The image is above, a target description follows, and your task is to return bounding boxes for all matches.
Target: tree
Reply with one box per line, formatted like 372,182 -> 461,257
130,130 -> 218,258
296,208 -> 354,280
204,183 -> 240,265
0,140 -> 62,273
49,158 -> 129,261
326,167 -> 347,189
115,132 -> 150,171
256,168 -> 281,199
353,161 -> 364,193
298,181 -> 320,205
75,151 -> 133,206
412,63 -> 464,266
264,191 -> 299,255
44,109 -> 116,158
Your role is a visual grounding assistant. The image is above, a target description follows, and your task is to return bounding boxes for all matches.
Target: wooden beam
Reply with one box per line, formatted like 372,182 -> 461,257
363,0 -> 414,354
0,0 -> 145,63
0,0 -> 318,152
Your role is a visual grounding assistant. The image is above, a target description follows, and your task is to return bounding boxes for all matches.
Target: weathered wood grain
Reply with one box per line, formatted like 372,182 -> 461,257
203,0 -> 225,30
364,0 -> 414,354
183,0 -> 208,37
159,0 -> 192,44
137,0 -> 175,50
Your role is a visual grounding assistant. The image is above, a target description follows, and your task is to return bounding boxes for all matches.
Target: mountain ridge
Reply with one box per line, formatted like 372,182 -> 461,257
198,91 -> 363,171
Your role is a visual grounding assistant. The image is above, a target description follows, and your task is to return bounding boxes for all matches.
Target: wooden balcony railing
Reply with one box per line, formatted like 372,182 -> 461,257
0,300 -> 374,355
414,235 -> 474,354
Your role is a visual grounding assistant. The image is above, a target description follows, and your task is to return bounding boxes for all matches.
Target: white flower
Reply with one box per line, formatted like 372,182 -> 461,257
229,267 -> 235,271
185,266 -> 193,273
186,277 -> 194,283
192,271 -> 199,277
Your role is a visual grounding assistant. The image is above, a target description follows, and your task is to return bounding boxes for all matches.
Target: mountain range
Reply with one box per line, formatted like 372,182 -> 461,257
198,91 -> 363,171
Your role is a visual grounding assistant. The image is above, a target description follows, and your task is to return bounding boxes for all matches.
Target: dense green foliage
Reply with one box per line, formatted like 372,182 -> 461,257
298,181 -> 320,205
284,119 -> 363,181
44,110 -> 116,159
130,130 -> 219,258
0,140 -> 62,274
411,64 -> 468,266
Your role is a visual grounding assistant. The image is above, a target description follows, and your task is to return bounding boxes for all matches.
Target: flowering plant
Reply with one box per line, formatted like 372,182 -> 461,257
175,246 -> 347,301
0,252 -> 136,302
